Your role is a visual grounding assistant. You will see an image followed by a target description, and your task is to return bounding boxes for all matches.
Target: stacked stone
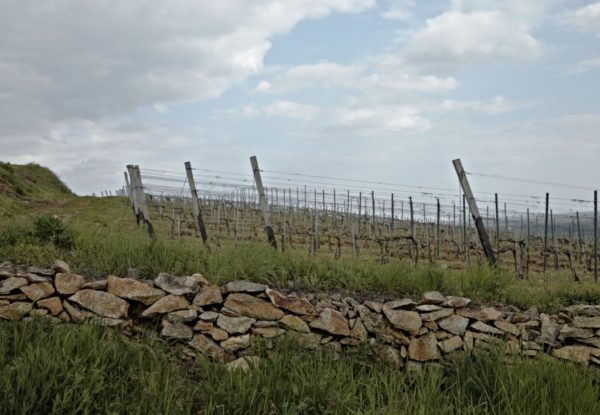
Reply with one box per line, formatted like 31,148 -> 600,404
2,260 -> 600,369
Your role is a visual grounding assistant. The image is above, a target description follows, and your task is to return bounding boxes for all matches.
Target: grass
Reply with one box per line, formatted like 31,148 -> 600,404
1,320 -> 599,415
2,208 -> 600,312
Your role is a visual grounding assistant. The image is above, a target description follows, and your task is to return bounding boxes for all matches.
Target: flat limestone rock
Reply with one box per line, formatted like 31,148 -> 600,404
141,295 -> 190,318
216,314 -> 256,334
52,260 -> 70,274
20,282 -> 55,301
226,356 -> 260,372
161,320 -> 193,339
470,321 -> 504,336
82,280 -> 108,290
309,308 -> 350,336
265,288 -> 317,315
438,336 -> 464,354
383,299 -> 416,310
279,314 -> 310,333
55,273 -> 86,295
494,321 -> 520,337
438,315 -> 469,336
166,309 -> 198,323
189,334 -> 232,363
457,307 -> 504,322
223,280 -> 267,294
552,345 -> 600,364
420,291 -> 446,305
107,276 -> 165,305
221,334 -> 250,352
539,313 -> 558,345
420,308 -> 454,322
154,272 -> 200,295
193,285 -> 223,307
349,317 -> 368,341
573,316 -> 600,329
373,345 -> 403,369
0,277 -> 28,295
37,296 -> 64,316
382,305 -> 422,335
224,293 -> 284,321
443,296 -> 472,308
68,289 -> 129,319
558,325 -> 594,340
0,302 -> 32,320
409,332 -> 440,361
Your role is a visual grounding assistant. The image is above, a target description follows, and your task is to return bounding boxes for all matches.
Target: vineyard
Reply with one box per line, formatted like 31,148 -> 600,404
114,158 -> 600,282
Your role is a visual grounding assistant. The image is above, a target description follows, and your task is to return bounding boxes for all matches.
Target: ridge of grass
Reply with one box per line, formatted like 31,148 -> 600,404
1,320 -> 599,415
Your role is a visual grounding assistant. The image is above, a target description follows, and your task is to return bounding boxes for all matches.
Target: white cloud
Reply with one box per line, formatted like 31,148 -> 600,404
565,57 -> 600,75
254,58 -> 458,94
333,105 -> 431,133
403,10 -> 543,63
381,0 -> 415,21
0,0 -> 374,136
242,100 -> 317,120
565,2 -> 600,35
433,96 -> 531,115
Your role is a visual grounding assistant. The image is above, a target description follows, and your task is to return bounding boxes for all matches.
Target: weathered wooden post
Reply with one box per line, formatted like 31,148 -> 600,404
452,159 -> 496,265
250,156 -> 277,249
436,198 -> 440,258
543,193 -> 549,273
595,190 -> 598,282
184,161 -> 208,244
495,193 -> 500,255
127,165 -> 154,238
409,196 -> 415,239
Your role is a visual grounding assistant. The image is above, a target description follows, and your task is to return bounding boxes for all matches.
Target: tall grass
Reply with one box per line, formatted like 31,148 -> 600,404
0,320 -> 196,415
1,321 -> 599,414
2,216 -> 600,311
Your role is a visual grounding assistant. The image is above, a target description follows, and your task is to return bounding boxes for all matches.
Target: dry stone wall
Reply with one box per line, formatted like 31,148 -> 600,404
2,260 -> 600,369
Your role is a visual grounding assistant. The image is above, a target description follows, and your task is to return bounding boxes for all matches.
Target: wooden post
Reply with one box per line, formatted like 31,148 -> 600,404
124,172 -> 133,207
543,193 -> 549,273
495,193 -> 500,255
371,191 -> 376,236
409,196 -> 415,239
390,193 -> 395,232
452,159 -> 496,265
577,211 -> 583,259
184,161 -> 208,244
504,203 -> 508,232
436,198 -> 440,258
595,190 -> 598,282
250,156 -> 277,249
127,165 -> 154,237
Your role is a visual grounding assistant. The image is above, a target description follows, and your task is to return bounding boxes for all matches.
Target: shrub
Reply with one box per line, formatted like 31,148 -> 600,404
32,214 -> 75,250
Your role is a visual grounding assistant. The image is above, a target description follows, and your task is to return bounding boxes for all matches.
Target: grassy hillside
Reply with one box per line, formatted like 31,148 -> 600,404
0,161 -> 73,218
0,162 -> 72,199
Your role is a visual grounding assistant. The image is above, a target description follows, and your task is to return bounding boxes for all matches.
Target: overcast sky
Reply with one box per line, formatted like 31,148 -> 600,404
1,0 -> 599,209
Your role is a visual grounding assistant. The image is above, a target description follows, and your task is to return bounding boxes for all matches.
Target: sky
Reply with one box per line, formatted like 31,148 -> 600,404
1,0 -> 600,212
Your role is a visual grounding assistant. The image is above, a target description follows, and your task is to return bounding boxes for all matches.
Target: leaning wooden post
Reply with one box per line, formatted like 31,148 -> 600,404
452,159 -> 496,265
543,193 -> 549,273
124,171 -> 133,206
250,156 -> 277,249
184,161 -> 208,244
128,165 -> 154,238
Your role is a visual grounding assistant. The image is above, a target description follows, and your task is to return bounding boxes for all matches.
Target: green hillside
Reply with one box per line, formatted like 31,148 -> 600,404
0,162 -> 72,199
